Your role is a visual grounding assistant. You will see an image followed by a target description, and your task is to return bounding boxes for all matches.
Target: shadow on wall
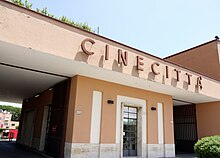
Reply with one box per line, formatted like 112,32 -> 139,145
183,81 -> 189,90
147,72 -> 156,81
99,55 -> 104,68
112,60 -> 123,73
132,65 -> 139,77
171,78 -> 177,87
75,51 -> 89,62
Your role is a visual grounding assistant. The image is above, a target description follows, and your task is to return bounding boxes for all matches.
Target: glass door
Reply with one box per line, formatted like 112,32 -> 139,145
123,106 -> 138,157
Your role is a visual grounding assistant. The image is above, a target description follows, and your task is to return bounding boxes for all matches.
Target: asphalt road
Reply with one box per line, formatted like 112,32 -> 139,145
0,140 -> 47,158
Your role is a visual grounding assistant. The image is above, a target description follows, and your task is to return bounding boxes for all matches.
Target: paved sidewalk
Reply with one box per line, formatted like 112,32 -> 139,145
0,140 -> 197,158
174,153 -> 197,158
0,140 -> 48,158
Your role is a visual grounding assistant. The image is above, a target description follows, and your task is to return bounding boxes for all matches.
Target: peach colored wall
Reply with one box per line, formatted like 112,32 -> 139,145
196,101 -> 220,139
166,41 -> 220,81
1,1 -> 220,100
66,75 -> 174,144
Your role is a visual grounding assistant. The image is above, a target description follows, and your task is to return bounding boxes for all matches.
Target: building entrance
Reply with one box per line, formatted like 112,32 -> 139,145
173,103 -> 198,153
123,106 -> 138,157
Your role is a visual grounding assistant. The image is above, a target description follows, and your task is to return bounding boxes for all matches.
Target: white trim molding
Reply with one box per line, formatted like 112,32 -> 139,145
157,103 -> 164,145
116,95 -> 147,157
90,91 -> 102,144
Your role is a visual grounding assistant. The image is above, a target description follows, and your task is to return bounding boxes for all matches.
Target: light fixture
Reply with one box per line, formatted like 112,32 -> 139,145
35,94 -> 40,98
107,100 -> 114,104
151,107 -> 157,111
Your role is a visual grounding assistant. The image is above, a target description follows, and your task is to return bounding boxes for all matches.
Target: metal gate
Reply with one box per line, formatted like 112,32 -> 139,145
173,104 -> 198,153
44,80 -> 70,158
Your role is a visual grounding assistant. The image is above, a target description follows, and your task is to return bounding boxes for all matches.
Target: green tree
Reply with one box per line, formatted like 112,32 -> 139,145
11,0 -> 24,7
24,0 -> 32,9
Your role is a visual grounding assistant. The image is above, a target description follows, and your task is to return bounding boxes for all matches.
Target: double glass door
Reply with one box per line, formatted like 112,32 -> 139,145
123,106 -> 138,157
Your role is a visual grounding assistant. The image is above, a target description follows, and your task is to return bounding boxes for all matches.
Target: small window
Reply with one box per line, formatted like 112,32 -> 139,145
11,124 -> 15,126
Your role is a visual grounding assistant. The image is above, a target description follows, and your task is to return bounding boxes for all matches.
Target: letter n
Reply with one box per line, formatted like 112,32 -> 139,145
118,49 -> 128,66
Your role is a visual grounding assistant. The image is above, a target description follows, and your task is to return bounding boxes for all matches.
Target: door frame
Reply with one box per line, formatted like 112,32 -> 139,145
117,96 -> 147,158
39,105 -> 50,151
122,104 -> 140,157
21,109 -> 36,147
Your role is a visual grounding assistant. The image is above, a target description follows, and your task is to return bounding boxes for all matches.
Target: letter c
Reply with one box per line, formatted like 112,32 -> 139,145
151,62 -> 160,75
81,38 -> 95,55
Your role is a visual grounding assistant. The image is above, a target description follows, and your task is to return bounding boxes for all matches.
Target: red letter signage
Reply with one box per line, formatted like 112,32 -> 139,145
186,73 -> 192,85
118,49 -> 128,66
165,66 -> 169,78
196,76 -> 202,89
105,45 -> 109,60
174,69 -> 181,82
137,56 -> 144,71
81,38 -> 95,55
151,62 -> 160,75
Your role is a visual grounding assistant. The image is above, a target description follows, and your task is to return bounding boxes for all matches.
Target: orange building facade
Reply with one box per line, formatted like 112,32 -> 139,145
1,1 -> 220,158
165,38 -> 220,140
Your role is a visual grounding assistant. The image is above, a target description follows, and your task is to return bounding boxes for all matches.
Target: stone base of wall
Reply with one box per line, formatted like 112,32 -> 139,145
164,144 -> 175,157
147,144 -> 175,158
100,144 -> 120,158
64,143 -> 175,158
64,143 -> 120,158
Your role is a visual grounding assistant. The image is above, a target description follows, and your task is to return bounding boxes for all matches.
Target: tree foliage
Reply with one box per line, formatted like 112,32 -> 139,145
194,135 -> 220,158
9,0 -> 93,32
0,105 -> 21,121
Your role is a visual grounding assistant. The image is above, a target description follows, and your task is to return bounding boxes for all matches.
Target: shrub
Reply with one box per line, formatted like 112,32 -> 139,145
194,135 -> 220,158
9,0 -> 94,32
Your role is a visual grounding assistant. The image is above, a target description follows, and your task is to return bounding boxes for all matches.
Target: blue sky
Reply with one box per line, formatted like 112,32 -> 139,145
27,0 -> 220,58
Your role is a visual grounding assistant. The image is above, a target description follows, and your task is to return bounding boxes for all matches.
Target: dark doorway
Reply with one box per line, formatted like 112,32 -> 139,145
44,80 -> 70,158
173,103 -> 198,153
123,106 -> 138,157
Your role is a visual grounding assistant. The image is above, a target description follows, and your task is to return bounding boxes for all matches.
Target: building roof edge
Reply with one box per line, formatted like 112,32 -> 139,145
1,0 -> 220,83
164,38 -> 219,59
